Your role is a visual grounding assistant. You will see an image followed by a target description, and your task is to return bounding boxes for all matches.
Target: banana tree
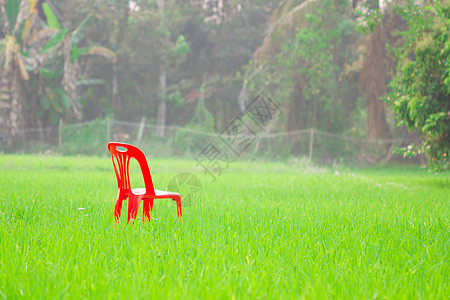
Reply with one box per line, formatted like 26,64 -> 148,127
37,8 -> 116,123
0,0 -> 51,148
0,0 -> 115,149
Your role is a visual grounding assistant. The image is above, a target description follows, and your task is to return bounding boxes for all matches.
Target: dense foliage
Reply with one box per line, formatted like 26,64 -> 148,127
387,1 -> 449,170
1,0 -> 448,168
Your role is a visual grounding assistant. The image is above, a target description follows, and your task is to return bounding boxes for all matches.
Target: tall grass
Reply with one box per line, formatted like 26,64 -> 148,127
0,155 -> 448,299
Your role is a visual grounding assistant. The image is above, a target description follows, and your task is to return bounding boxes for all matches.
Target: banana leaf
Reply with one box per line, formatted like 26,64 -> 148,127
5,0 -> 20,30
27,28 -> 59,46
40,68 -> 58,79
39,94 -> 51,110
45,87 -> 62,112
70,44 -> 80,63
70,15 -> 94,45
40,28 -> 67,53
21,0 -> 38,40
49,109 -> 59,126
80,46 -> 117,63
55,87 -> 71,109
16,55 -> 29,80
42,2 -> 61,30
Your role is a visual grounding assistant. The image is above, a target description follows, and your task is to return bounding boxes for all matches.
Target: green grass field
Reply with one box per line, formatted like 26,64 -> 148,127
0,155 -> 449,299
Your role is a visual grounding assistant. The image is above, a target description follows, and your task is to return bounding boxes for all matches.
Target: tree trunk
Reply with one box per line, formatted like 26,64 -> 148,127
360,0 -> 391,155
156,62 -> 167,138
117,0 -> 129,46
1,65 -> 24,150
155,0 -> 166,138
361,25 -> 390,152
0,77 -> 11,148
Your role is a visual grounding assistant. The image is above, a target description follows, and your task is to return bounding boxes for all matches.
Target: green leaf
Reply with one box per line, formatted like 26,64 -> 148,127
49,109 -> 59,126
169,35 -> 190,57
71,44 -> 80,63
40,29 -> 68,53
5,0 -> 20,30
75,47 -> 91,56
42,2 -> 61,30
40,68 -> 57,79
77,97 -> 87,109
38,108 -> 44,118
167,91 -> 184,108
444,76 -> 450,93
55,88 -> 71,109
39,94 -> 51,110
70,15 -> 93,45
46,88 -> 62,112
76,78 -> 105,87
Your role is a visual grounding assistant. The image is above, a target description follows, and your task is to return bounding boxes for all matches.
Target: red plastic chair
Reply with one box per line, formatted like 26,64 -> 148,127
108,142 -> 182,223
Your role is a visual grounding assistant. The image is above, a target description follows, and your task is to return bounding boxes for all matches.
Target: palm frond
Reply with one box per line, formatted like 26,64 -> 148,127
255,0 -> 320,58
85,46 -> 117,63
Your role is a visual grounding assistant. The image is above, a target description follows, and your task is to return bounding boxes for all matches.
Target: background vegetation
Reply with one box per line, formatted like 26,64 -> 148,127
0,0 -> 448,169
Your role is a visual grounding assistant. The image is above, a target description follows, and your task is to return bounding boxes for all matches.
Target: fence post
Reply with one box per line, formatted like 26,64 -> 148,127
309,128 -> 314,162
136,117 -> 146,144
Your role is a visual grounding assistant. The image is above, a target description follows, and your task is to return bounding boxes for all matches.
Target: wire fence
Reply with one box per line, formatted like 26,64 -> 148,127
3,118 -> 426,165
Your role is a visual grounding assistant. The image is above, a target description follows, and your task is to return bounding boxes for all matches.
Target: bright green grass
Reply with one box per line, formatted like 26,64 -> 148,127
0,155 -> 449,299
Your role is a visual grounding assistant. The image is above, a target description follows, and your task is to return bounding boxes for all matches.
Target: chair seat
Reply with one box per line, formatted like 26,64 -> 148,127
131,188 -> 180,197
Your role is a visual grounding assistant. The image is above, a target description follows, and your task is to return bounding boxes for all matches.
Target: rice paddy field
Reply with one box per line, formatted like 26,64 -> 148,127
0,154 -> 449,299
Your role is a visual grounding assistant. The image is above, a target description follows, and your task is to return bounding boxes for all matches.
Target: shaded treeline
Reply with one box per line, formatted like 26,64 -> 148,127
0,0 -> 425,162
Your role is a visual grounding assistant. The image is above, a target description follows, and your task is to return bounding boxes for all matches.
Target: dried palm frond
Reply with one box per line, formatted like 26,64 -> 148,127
26,28 -> 59,46
255,0 -> 320,58
16,52 -> 29,80
21,0 -> 38,40
3,36 -> 16,73
87,46 -> 117,63
0,0 -> 9,32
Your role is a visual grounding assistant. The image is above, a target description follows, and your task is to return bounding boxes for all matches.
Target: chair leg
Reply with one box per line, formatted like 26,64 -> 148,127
150,199 -> 154,212
127,196 -> 138,224
127,197 -> 133,224
143,199 -> 151,222
178,200 -> 182,219
114,197 -> 124,221
173,196 -> 182,219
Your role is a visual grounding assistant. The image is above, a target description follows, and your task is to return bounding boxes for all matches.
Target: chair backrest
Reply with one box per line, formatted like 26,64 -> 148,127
108,142 -> 155,194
